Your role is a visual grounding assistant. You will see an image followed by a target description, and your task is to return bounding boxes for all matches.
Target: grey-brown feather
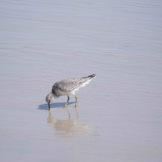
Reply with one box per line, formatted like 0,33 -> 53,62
52,74 -> 96,97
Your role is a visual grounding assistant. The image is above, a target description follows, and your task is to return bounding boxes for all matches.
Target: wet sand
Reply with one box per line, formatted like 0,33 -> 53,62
0,0 -> 162,162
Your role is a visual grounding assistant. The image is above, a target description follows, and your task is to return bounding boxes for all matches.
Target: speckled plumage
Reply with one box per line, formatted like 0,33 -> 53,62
46,74 -> 96,109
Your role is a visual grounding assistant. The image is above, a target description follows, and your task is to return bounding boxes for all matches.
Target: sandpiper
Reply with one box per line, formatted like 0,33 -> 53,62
46,74 -> 96,110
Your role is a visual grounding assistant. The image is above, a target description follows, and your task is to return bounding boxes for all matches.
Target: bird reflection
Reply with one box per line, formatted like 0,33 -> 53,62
47,105 -> 89,136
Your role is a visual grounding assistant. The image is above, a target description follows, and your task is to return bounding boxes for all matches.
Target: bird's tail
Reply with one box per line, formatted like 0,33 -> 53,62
86,74 -> 96,79
82,74 -> 96,81
79,74 -> 96,88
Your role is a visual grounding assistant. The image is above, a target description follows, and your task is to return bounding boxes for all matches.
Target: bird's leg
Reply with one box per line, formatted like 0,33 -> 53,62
67,96 -> 70,104
48,101 -> 51,110
74,96 -> 79,107
64,96 -> 70,108
75,96 -> 78,103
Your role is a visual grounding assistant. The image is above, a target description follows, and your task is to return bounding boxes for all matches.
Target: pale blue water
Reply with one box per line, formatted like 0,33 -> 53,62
0,0 -> 162,162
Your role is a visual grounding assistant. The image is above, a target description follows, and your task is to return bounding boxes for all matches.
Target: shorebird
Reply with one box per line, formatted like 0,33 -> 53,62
46,74 -> 96,110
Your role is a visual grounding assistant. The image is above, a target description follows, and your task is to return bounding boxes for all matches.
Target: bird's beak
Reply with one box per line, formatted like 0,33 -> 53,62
48,101 -> 51,110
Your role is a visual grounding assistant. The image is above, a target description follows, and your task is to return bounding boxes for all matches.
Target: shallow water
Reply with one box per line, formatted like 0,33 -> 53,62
0,0 -> 162,162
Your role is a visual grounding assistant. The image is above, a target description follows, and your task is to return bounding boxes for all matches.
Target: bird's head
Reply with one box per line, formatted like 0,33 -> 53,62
45,92 -> 55,110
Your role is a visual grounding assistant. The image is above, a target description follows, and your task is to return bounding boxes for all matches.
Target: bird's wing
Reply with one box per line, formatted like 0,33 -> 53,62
54,79 -> 82,92
52,75 -> 95,95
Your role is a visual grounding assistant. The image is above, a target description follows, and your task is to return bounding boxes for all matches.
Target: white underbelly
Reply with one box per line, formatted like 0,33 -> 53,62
71,79 -> 92,95
71,87 -> 80,95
